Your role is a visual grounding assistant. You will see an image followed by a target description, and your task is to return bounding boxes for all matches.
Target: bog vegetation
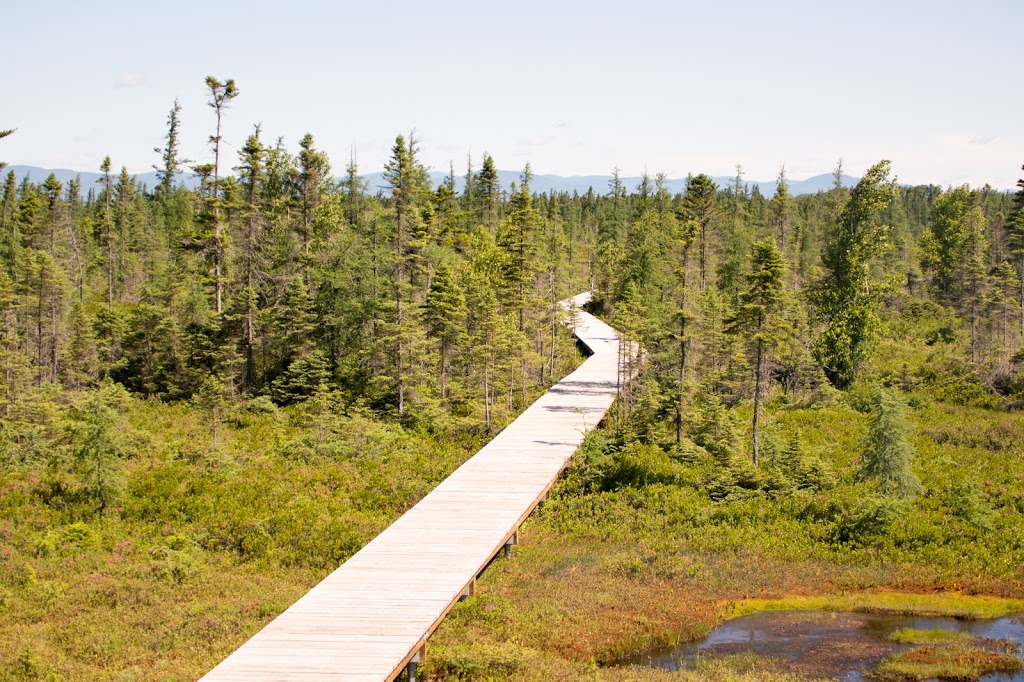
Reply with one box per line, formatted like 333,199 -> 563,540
0,81 -> 1023,680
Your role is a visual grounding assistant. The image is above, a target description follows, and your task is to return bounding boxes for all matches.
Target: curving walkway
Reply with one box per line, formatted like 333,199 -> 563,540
201,292 -> 621,681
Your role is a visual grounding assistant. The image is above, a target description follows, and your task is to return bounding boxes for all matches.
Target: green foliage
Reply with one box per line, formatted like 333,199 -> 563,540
269,350 -> 330,405
814,161 -> 898,388
598,442 -> 680,490
689,395 -> 741,461
66,382 -> 133,513
831,496 -> 900,544
859,388 -> 923,498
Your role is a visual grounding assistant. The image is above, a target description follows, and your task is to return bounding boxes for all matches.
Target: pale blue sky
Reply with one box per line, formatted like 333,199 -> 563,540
3,0 -> 1021,188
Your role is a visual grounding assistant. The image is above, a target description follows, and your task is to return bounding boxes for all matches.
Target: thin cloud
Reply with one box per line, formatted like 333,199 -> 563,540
968,135 -> 997,145
514,135 -> 555,149
114,70 -> 148,88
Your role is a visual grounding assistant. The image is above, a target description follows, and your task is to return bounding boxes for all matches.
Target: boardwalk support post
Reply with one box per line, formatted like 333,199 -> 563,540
503,531 -> 518,558
406,645 -> 425,682
459,577 -> 476,602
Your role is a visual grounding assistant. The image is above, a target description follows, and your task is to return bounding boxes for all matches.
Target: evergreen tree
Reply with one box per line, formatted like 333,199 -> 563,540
859,388 -> 923,498
97,156 -> 116,306
154,98 -> 186,198
770,166 -> 797,266
203,76 -> 240,313
1008,165 -> 1024,338
294,133 -> 332,268
497,181 -> 542,332
1,170 -> 17,271
726,238 -> 787,465
423,264 -> 467,398
234,127 -> 268,390
382,134 -> 430,415
68,383 -> 131,514
340,149 -> 366,229
478,154 -> 499,229
921,186 -> 987,306
682,174 -> 719,291
814,160 -> 897,388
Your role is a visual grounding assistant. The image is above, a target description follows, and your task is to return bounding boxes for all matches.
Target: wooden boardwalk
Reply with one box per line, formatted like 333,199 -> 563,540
202,292 -> 621,681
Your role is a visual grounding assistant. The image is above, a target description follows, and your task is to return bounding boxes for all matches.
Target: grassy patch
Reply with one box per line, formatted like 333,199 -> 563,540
729,592 -> 1024,621
423,645 -> 827,682
888,628 -> 975,645
874,639 -> 1021,681
424,394 -> 1024,681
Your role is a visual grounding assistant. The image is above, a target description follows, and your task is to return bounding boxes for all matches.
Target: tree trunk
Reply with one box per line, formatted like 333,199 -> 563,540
677,317 -> 686,445
699,223 -> 706,291
484,363 -> 491,429
752,337 -> 763,467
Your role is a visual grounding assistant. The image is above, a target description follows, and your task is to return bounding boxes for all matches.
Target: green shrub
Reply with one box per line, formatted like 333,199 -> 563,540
599,442 -> 678,490
831,496 -> 900,545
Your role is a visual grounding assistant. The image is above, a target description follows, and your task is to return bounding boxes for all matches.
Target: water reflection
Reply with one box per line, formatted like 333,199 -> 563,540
623,610 -> 1024,681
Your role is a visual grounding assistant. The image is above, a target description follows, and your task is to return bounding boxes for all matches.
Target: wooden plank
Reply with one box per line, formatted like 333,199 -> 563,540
201,292 -> 620,682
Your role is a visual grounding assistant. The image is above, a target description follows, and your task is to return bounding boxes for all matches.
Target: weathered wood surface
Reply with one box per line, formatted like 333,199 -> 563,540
202,292 -> 620,681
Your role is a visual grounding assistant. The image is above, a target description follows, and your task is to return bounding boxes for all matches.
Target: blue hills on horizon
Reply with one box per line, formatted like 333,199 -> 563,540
4,165 -> 859,198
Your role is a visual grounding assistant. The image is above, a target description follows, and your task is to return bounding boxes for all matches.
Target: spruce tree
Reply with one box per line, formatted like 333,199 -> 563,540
423,264 -> 467,398
294,133 -> 332,267
382,134 -> 430,415
204,76 -> 239,313
154,98 -> 186,198
726,238 -> 787,465
478,154 -> 500,229
859,388 -> 923,498
682,174 -> 719,292
1008,165 -> 1024,338
97,156 -> 115,306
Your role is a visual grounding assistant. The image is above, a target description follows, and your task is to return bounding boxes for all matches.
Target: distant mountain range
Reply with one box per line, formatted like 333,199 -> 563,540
3,165 -> 859,198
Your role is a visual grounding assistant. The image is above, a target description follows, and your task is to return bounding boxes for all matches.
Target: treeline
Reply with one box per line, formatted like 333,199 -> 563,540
0,81 -> 598,450
591,160 -> 1024,464
1,79 -> 1022,453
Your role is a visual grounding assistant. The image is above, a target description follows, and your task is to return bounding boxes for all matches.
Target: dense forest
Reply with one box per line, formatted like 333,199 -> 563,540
1,79 -> 1023,680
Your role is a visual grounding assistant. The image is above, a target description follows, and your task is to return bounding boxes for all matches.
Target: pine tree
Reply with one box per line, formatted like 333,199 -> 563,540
23,249 -> 67,385
97,156 -> 115,307
726,238 -> 787,465
682,174 -> 719,291
423,264 -> 468,398
478,154 -> 500,229
382,134 -> 430,415
497,181 -> 542,332
204,76 -> 239,313
113,167 -> 136,300
770,165 -> 797,261
340,149 -> 366,229
859,388 -> 923,498
192,374 -> 229,449
234,127 -> 268,391
594,168 -> 627,305
294,133 -> 332,268
670,208 -> 699,443
68,384 -> 131,514
921,186 -> 987,306
1,170 -> 17,272
1008,165 -> 1024,339
154,98 -> 187,198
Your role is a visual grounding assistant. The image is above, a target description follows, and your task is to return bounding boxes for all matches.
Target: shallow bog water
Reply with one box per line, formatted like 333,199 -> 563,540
622,610 -> 1024,681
